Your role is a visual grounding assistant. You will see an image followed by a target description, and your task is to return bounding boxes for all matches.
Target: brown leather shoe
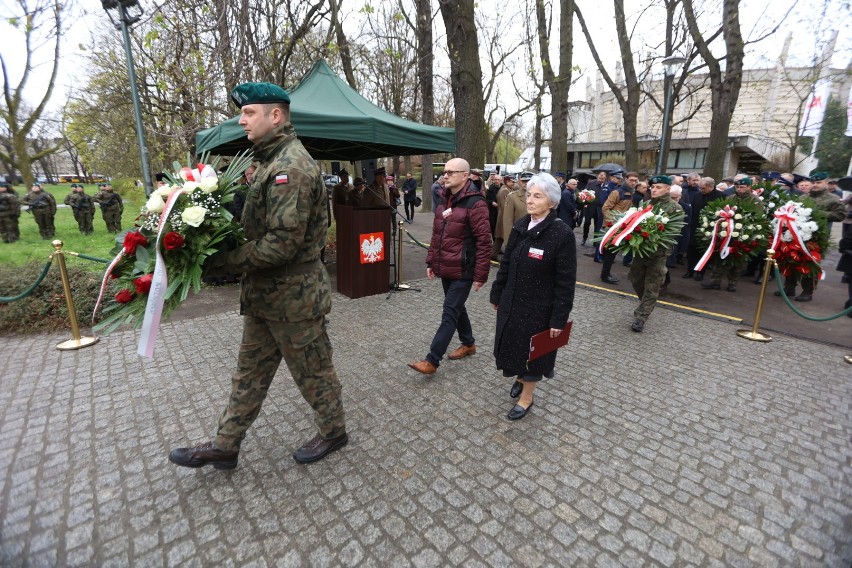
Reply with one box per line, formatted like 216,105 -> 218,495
447,344 -> 477,360
293,433 -> 349,464
168,442 -> 238,470
407,360 -> 437,374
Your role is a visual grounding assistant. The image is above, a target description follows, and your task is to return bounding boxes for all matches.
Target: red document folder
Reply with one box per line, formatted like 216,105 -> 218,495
527,321 -> 573,362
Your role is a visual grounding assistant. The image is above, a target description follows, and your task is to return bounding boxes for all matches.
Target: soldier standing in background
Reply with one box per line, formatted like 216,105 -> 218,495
64,183 -> 95,235
628,175 -> 683,333
0,182 -> 20,242
22,182 -> 56,239
491,174 -> 514,260
94,182 -> 123,233
169,81 -> 348,470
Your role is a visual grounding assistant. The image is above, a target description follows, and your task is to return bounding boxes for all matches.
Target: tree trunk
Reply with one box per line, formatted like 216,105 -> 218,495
439,0 -> 487,166
683,0 -> 744,179
416,0 -> 434,210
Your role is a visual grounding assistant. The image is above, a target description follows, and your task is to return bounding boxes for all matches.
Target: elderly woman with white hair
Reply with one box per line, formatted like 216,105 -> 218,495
489,172 -> 577,420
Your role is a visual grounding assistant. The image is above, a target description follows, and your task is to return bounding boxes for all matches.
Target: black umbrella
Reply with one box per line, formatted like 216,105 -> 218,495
837,176 -> 852,191
592,162 -> 625,174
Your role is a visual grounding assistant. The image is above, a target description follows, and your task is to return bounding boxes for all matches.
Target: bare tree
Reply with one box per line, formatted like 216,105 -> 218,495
415,0 -> 435,209
0,0 -> 64,188
535,0 -> 574,174
681,0 -> 744,179
575,0 -> 644,170
439,0 -> 488,165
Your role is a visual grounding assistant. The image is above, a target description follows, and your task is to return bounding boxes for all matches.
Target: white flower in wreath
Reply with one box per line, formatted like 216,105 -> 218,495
181,206 -> 207,227
742,234 -> 750,240
661,217 -> 669,224
705,231 -> 713,237
731,231 -> 739,237
720,230 -> 728,237
746,224 -> 753,230
183,181 -> 200,192
754,224 -> 762,230
145,193 -> 165,213
199,177 -> 219,193
734,214 -> 742,220
735,223 -> 742,229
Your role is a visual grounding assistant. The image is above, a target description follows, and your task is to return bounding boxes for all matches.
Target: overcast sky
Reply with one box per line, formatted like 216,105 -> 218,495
1,0 -> 850,120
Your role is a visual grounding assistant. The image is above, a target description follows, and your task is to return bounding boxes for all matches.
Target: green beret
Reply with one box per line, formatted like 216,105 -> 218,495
734,177 -> 753,186
230,82 -> 291,108
809,171 -> 828,181
649,175 -> 672,185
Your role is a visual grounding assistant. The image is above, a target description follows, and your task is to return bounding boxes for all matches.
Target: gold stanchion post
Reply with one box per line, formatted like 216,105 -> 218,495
736,248 -> 774,342
52,240 -> 100,350
396,220 -> 410,290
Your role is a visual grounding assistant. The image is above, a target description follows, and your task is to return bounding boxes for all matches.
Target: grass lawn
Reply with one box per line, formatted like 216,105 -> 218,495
0,184 -> 147,270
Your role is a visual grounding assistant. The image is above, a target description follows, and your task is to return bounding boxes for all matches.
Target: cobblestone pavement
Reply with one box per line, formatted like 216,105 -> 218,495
1,275 -> 851,567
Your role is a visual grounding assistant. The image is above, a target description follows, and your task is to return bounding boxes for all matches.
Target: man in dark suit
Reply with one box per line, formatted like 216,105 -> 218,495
683,176 -> 724,280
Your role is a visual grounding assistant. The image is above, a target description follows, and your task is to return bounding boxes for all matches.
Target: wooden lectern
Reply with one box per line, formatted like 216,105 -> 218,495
335,205 -> 391,298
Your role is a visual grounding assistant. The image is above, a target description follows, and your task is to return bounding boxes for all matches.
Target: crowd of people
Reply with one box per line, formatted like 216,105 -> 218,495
0,180 -> 125,242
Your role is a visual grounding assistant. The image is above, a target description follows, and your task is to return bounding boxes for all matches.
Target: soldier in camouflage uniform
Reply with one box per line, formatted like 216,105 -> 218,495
22,182 -> 57,239
776,174 -> 846,301
0,183 -> 20,242
63,184 -> 95,235
169,82 -> 347,470
701,177 -> 763,292
628,175 -> 684,332
93,182 -> 123,233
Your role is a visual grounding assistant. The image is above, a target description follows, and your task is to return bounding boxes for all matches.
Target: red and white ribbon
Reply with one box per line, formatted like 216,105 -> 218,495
137,188 -> 186,358
771,202 -> 824,280
694,205 -> 737,272
598,205 -> 654,254
92,249 -> 127,325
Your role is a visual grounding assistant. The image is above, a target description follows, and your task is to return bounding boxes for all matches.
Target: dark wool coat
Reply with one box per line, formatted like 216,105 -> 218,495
489,211 -> 576,376
426,181 -> 493,282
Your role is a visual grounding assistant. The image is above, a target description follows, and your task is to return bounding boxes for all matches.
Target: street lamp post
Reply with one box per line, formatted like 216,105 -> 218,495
656,56 -> 686,175
101,0 -> 153,197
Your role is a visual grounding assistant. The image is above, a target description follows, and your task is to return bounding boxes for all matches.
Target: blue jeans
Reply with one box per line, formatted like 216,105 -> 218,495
426,278 -> 475,366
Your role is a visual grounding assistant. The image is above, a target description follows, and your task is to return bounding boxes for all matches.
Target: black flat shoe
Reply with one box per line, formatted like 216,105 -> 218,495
509,380 -> 523,399
507,401 -> 533,421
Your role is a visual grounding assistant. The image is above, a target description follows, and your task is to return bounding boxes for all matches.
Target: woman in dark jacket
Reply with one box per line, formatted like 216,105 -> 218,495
490,172 -> 577,420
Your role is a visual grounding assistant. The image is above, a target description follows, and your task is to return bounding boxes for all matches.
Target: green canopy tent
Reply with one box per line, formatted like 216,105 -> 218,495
195,59 -> 455,160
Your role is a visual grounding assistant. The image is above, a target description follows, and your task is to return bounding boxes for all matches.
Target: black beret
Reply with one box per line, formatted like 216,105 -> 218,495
230,82 -> 291,108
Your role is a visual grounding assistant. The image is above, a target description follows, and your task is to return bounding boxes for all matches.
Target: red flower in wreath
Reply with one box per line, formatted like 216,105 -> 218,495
123,231 -> 148,255
115,289 -> 134,303
163,231 -> 185,250
625,234 -> 633,241
134,274 -> 153,294
641,231 -> 650,238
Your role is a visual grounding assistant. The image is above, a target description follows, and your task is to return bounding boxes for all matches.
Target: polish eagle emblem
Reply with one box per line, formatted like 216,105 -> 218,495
360,234 -> 384,263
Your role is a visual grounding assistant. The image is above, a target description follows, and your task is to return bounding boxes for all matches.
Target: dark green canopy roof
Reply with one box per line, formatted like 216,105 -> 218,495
195,59 -> 455,160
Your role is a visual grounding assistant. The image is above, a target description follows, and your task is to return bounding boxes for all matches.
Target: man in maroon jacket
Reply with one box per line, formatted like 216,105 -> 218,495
408,158 -> 493,375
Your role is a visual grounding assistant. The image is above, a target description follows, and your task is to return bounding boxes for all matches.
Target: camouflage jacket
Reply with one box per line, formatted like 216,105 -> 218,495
219,122 -> 331,322
94,190 -> 123,211
731,191 -> 763,211
64,192 -> 94,211
0,191 -> 20,216
645,193 -> 683,259
808,187 -> 845,223
23,190 -> 56,214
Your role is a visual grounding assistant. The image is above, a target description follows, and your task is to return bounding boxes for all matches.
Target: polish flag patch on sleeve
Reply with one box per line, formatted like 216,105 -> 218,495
275,174 -> 289,185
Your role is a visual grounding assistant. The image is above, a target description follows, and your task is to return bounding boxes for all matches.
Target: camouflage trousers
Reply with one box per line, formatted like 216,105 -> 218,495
32,210 -> 55,239
214,315 -> 346,452
74,210 -> 94,234
101,207 -> 122,233
629,254 -> 668,322
708,259 -> 745,286
0,214 -> 19,242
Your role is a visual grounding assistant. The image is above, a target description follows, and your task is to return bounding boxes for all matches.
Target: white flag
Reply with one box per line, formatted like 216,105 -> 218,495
799,78 -> 831,137
845,83 -> 852,137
